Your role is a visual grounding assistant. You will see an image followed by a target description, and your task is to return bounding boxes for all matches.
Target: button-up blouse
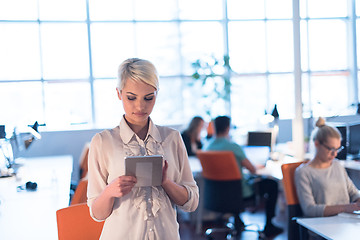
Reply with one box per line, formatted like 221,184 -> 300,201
87,117 -> 199,240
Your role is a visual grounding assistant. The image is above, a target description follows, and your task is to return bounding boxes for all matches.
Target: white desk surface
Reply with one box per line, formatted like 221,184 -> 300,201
0,155 -> 73,240
296,215 -> 360,240
340,159 -> 360,171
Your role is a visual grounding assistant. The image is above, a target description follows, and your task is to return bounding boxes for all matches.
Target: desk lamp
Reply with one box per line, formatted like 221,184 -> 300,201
0,122 -> 41,176
271,104 -> 279,119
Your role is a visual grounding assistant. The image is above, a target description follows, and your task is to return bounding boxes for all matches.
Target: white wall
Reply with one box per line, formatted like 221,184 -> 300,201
17,129 -> 103,182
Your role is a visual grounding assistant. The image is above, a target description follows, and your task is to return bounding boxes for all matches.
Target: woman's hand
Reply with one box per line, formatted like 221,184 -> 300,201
162,160 -> 169,185
105,175 -> 137,198
345,202 -> 360,213
91,175 -> 137,220
161,160 -> 189,206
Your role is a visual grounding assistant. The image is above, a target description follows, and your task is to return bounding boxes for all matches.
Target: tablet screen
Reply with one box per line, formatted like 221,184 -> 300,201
125,155 -> 163,187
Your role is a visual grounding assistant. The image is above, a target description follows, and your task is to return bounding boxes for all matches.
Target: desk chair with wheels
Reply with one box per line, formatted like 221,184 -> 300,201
281,161 -> 308,240
196,151 -> 259,239
56,203 -> 104,240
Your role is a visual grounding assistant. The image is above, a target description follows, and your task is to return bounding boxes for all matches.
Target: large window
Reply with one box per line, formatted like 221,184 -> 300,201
0,0 -> 359,134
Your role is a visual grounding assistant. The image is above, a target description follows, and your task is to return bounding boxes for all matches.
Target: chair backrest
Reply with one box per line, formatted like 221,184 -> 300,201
206,120 -> 214,138
281,161 -> 304,205
70,179 -> 88,205
56,203 -> 104,240
196,151 -> 242,181
281,161 -> 306,240
196,151 -> 245,213
79,143 -> 90,179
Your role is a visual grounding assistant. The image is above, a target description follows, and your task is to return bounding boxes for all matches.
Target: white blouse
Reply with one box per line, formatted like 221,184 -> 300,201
87,117 -> 199,240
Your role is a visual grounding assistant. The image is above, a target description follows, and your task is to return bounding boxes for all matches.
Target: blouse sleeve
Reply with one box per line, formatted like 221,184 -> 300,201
174,131 -> 199,212
87,133 -> 108,221
294,165 -> 325,217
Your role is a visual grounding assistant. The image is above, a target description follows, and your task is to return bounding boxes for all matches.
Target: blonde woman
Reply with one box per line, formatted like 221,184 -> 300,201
87,58 -> 199,240
295,117 -> 360,218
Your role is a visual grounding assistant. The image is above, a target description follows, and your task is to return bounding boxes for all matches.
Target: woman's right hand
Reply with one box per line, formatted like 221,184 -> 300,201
345,202 -> 360,213
105,175 -> 137,198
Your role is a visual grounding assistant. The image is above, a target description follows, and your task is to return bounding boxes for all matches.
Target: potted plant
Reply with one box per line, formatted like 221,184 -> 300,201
190,55 -> 232,119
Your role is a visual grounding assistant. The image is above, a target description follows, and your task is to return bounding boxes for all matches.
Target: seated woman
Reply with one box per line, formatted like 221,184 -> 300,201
295,117 -> 360,218
181,116 -> 204,156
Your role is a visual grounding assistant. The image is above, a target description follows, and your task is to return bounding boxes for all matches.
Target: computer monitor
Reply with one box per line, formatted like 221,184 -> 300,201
330,121 -> 360,160
348,123 -> 360,157
335,125 -> 347,160
242,145 -> 271,166
247,131 -> 272,148
0,125 -> 5,139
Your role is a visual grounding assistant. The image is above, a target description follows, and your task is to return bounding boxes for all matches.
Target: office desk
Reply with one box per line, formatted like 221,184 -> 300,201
296,215 -> 360,240
0,155 -> 73,240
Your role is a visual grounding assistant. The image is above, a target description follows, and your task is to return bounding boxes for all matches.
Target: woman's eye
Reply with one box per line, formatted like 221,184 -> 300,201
144,96 -> 154,101
127,96 -> 136,101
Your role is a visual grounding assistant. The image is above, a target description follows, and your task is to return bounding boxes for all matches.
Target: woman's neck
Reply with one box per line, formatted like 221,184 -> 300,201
310,156 -> 332,169
125,117 -> 149,140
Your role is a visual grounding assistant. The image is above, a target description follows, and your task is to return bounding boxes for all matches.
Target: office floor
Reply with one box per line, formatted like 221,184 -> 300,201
179,205 -> 287,240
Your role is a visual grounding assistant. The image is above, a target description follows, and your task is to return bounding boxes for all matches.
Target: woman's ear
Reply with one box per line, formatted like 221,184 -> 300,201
314,140 -> 320,148
116,88 -> 122,100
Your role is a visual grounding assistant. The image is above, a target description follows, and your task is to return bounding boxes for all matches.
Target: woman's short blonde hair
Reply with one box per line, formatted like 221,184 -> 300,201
117,58 -> 159,91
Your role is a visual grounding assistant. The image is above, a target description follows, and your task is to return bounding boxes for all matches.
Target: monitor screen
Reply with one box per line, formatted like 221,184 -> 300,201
247,131 -> 272,147
242,145 -> 271,166
349,123 -> 360,155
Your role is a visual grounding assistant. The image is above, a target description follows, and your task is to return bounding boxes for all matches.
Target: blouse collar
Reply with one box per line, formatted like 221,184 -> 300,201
119,116 -> 162,144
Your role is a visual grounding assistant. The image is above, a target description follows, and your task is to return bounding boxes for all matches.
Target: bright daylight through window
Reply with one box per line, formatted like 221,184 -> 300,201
0,0 -> 359,133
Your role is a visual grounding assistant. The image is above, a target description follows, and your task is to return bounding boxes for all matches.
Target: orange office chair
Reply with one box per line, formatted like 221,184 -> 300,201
70,179 -> 88,205
70,143 -> 90,203
196,151 -> 258,239
281,161 -> 308,240
206,120 -> 214,139
56,203 -> 104,240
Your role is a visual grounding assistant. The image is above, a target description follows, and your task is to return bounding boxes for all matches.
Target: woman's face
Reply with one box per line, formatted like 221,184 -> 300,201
196,120 -> 205,136
117,79 -> 157,126
316,137 -> 342,162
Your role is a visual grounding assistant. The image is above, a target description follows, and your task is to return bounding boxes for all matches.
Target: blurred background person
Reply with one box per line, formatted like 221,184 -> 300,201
181,116 -> 205,156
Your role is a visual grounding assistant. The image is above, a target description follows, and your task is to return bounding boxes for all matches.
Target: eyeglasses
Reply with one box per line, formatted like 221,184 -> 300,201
320,142 -> 344,154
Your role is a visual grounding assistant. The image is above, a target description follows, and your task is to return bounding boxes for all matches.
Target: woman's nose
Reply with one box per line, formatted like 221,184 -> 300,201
135,99 -> 145,110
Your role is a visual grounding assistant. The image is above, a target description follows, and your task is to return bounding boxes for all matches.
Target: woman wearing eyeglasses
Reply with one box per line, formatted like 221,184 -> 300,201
295,117 -> 360,218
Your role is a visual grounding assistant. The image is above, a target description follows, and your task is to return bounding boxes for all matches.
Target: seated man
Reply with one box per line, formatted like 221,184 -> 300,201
205,115 -> 283,238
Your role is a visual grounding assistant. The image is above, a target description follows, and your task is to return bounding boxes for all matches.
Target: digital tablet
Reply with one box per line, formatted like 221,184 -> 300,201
125,155 -> 163,187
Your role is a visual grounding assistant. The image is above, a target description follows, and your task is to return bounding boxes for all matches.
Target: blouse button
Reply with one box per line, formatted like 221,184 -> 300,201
149,228 -> 153,232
